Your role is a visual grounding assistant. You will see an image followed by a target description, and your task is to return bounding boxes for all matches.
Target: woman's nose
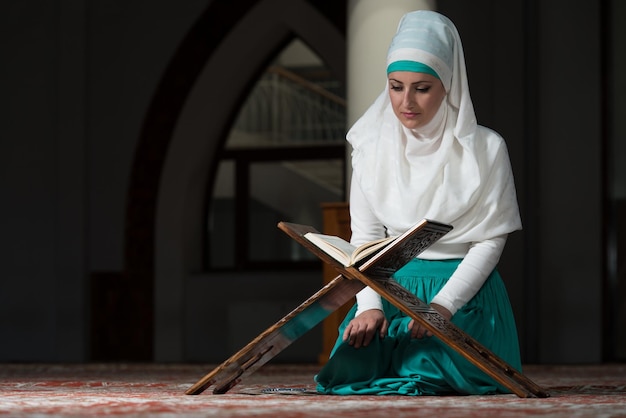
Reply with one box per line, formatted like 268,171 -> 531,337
403,91 -> 414,107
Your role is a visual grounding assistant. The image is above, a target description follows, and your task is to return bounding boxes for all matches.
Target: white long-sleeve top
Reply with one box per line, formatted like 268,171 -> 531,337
351,175 -> 508,317
350,176 -> 507,316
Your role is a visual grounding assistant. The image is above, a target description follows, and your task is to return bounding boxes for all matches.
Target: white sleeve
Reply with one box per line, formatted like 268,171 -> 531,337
355,286 -> 384,316
430,235 -> 508,315
348,175 -> 387,246
349,176 -> 386,316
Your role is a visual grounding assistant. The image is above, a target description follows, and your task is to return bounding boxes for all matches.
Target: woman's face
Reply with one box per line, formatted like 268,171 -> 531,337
388,71 -> 447,130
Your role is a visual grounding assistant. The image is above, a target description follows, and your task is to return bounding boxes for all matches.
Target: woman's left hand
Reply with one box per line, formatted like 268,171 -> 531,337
408,303 -> 452,339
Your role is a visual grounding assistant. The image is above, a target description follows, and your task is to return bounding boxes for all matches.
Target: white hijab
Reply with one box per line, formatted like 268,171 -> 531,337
348,11 -> 521,244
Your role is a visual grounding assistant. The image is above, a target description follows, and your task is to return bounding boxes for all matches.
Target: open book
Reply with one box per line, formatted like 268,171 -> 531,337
304,219 -> 453,267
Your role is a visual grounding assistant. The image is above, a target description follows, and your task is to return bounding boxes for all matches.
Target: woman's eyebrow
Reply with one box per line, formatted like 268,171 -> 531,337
388,78 -> 431,85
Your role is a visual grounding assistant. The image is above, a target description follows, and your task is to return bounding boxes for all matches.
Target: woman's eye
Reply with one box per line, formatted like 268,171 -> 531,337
390,85 -> 403,92
416,86 -> 430,93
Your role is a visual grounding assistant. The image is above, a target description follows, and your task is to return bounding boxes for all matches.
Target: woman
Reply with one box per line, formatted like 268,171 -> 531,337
315,10 -> 523,396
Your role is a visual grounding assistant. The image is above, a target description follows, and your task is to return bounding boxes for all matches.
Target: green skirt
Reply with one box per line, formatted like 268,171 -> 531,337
315,258 -> 522,395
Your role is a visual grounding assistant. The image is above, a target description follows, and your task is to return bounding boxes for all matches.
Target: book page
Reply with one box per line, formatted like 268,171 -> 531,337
304,233 -> 356,266
304,219 -> 452,269
304,233 -> 396,266
351,237 -> 395,264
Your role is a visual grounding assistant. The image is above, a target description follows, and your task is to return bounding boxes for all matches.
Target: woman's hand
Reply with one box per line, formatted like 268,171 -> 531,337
408,303 -> 452,338
342,309 -> 388,348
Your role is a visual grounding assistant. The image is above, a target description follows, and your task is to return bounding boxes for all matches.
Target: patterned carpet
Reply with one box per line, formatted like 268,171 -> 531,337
0,363 -> 625,417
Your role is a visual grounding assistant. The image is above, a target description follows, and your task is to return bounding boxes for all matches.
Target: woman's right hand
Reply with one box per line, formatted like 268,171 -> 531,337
342,309 -> 388,348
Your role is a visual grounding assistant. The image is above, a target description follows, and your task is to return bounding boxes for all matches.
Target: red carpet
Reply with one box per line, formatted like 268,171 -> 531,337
0,363 -> 625,417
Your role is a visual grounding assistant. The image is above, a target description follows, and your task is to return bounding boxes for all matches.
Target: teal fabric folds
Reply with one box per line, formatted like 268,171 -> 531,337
315,259 -> 522,395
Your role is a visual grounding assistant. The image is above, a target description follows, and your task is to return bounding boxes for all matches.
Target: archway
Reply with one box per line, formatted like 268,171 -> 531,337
123,0 -> 346,361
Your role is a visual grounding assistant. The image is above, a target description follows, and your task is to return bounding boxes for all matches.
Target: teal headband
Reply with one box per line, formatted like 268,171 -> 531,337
386,60 -> 440,80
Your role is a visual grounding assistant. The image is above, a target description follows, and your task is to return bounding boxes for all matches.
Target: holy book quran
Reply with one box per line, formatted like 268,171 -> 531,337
304,218 -> 453,267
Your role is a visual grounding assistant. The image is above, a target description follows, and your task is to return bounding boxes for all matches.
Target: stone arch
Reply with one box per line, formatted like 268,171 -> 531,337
125,0 -> 345,361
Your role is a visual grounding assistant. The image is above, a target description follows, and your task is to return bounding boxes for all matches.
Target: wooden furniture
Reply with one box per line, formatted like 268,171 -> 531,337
185,222 -> 549,398
319,202 -> 352,364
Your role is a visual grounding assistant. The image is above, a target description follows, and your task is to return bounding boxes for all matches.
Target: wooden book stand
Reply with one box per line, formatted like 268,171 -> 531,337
185,222 -> 549,398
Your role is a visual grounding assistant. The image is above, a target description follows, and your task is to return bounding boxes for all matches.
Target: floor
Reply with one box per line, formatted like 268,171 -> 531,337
0,363 -> 625,417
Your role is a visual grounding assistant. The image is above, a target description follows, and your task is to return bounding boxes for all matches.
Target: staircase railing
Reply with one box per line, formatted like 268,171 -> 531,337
230,65 -> 347,147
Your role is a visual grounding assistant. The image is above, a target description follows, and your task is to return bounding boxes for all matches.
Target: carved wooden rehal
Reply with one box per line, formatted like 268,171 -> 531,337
185,222 -> 549,398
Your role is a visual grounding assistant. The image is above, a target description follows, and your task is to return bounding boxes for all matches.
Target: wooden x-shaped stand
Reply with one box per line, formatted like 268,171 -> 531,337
185,222 -> 549,398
